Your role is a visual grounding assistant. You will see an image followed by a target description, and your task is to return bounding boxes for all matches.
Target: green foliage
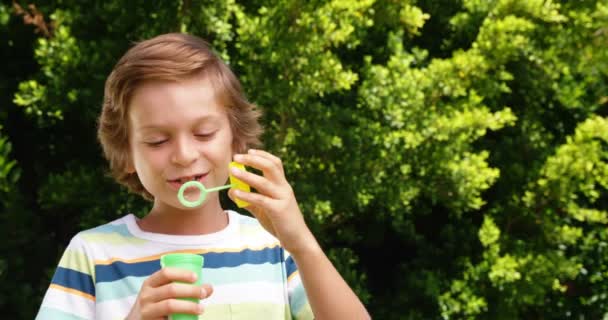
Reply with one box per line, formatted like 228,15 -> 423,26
1,0 -> 607,318
0,3 -> 9,26
0,134 -> 19,196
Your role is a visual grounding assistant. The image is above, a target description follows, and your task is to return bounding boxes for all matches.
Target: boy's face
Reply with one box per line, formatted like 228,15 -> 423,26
127,76 -> 234,209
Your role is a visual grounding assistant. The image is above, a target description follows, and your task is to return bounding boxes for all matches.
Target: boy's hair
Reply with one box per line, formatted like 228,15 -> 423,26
97,33 -> 263,200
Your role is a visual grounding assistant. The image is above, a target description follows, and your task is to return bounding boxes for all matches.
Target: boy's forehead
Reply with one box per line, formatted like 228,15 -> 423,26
128,78 -> 228,130
131,77 -> 219,104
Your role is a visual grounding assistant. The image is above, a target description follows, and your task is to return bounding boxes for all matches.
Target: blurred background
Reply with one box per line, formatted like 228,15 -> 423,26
1,0 -> 607,318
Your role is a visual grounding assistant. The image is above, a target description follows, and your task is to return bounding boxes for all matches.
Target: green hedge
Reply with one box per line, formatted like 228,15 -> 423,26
1,1 -> 607,318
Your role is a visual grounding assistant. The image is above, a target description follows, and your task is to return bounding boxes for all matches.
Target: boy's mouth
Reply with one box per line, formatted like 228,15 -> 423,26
168,173 -> 207,189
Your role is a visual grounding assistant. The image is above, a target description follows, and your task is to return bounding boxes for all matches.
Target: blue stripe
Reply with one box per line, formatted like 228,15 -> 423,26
96,275 -> 145,302
96,246 -> 283,283
87,223 -> 132,237
290,282 -> 309,315
51,267 -> 95,297
286,255 -> 298,278
96,262 -> 287,302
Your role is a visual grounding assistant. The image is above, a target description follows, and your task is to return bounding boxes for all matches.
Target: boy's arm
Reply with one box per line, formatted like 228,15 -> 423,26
229,149 -> 371,320
290,233 -> 371,320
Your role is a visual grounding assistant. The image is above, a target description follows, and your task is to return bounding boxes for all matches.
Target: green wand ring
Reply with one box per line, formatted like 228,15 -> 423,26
178,181 -> 233,208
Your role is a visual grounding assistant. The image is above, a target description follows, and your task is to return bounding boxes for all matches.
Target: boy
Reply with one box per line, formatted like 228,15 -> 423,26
36,33 -> 370,319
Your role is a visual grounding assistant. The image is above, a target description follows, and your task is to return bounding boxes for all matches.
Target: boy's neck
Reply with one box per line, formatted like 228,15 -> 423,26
136,199 -> 229,235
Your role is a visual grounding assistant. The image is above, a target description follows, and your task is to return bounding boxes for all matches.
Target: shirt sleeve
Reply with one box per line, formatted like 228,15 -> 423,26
36,233 -> 96,320
284,249 -> 314,320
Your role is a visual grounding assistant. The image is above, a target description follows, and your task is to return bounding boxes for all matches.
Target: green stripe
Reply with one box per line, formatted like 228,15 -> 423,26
295,303 -> 314,320
239,224 -> 274,238
58,249 -> 92,276
36,307 -> 88,320
201,302 -> 290,320
80,231 -> 146,245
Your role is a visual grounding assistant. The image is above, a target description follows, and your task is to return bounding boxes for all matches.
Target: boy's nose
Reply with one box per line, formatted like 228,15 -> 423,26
171,136 -> 199,166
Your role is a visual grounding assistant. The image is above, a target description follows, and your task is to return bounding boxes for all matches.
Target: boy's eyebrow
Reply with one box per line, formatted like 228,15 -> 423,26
136,115 -> 220,131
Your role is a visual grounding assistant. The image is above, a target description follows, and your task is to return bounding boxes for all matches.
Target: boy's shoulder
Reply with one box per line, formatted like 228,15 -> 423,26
77,214 -> 133,236
70,214 -> 138,246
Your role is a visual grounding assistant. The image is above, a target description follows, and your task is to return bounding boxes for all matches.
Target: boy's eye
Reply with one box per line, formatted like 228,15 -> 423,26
195,132 -> 216,139
144,140 -> 167,147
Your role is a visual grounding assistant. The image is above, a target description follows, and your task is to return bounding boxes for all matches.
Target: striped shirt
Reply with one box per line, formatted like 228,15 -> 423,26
36,210 -> 313,320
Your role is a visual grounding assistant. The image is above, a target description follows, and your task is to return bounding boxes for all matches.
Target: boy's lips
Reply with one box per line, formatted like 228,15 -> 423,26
167,173 -> 208,190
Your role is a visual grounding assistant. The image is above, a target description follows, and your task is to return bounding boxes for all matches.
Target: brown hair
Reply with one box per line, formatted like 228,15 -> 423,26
97,33 -> 263,200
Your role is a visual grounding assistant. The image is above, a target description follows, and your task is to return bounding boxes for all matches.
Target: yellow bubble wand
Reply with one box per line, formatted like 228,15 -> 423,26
177,162 -> 250,208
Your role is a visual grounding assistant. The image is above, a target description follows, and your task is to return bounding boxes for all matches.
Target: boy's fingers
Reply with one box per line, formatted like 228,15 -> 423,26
145,298 -> 202,317
145,267 -> 197,288
149,283 -> 206,302
201,284 -> 214,298
248,149 -> 283,169
229,165 -> 278,198
231,189 -> 275,211
234,153 -> 285,183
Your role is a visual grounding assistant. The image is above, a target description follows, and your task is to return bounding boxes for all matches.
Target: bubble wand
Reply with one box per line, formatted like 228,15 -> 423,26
178,162 -> 250,208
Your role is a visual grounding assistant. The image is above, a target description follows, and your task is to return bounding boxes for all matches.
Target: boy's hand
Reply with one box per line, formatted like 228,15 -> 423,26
228,149 -> 318,256
126,267 -> 213,319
